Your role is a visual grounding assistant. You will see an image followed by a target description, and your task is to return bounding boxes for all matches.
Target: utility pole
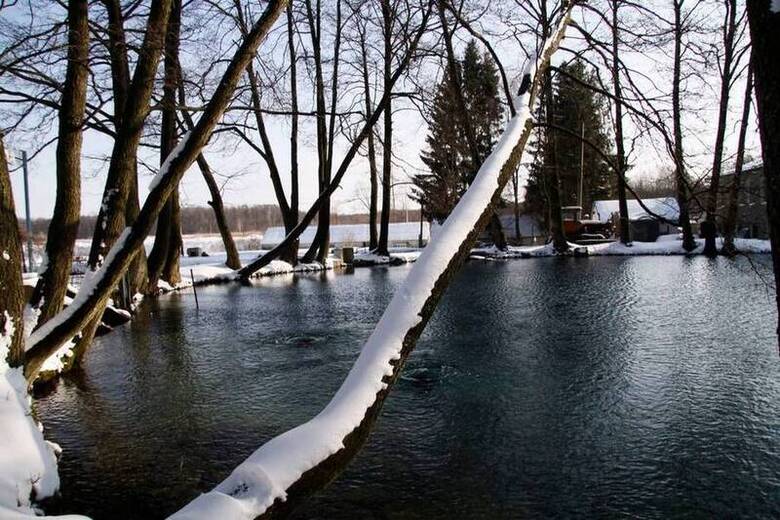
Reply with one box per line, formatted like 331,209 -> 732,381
20,151 -> 34,272
578,120 -> 585,220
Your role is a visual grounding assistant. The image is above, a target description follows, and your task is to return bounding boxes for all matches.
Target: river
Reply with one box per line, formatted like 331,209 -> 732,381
37,256 -> 780,519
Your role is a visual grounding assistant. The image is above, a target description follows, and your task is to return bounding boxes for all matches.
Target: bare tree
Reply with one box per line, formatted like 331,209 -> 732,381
721,60 -> 752,256
29,0 -> 89,326
702,0 -> 747,257
147,0 -> 183,290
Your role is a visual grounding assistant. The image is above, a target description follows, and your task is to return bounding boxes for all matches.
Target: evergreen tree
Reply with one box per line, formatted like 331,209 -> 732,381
412,41 -> 503,222
526,60 -> 613,224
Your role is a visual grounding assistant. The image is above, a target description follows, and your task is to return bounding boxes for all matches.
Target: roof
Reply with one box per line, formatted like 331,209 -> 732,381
262,221 -> 430,247
591,197 -> 679,223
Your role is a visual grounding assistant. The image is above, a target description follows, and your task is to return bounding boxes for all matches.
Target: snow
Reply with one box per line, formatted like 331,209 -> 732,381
262,222 -> 428,248
0,315 -> 89,519
352,248 -> 422,266
170,10 -> 573,520
73,233 -> 263,258
591,197 -> 679,223
771,0 -> 780,14
2,251 -> 9,261
148,132 -> 191,192
471,236 -> 772,258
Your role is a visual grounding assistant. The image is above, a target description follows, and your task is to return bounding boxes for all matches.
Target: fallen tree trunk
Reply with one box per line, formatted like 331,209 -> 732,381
22,0 -> 289,385
169,5 -> 576,518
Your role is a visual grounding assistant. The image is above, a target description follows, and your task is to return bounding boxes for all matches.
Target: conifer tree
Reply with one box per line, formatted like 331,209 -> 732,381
412,41 -> 503,222
526,59 -> 613,224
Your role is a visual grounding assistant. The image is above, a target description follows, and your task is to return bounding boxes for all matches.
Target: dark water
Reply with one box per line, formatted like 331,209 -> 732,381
37,256 -> 780,519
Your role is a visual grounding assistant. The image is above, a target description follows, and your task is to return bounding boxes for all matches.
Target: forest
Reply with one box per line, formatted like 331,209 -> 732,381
0,0 -> 779,518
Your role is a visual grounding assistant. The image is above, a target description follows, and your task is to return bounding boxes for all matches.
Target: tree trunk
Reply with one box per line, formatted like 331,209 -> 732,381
540,0 -> 568,253
24,0 -> 289,385
0,132 -> 25,368
286,1 -> 300,264
703,0 -> 737,257
177,79 -> 241,270
672,0 -> 697,252
302,0 -> 331,264
722,61 -> 753,256
611,0 -> 631,244
147,0 -> 182,291
29,0 -> 89,327
745,1 -> 780,351
162,189 -> 182,285
361,26 -> 379,251
104,0 -> 148,300
376,0 -> 393,257
198,155 -> 241,269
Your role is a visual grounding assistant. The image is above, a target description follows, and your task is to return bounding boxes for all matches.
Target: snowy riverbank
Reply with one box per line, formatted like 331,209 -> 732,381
471,236 -> 772,259
0,333 -> 89,519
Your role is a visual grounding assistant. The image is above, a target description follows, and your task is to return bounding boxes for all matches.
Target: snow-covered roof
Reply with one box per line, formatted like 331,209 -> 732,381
262,221 -> 430,247
591,197 -> 679,223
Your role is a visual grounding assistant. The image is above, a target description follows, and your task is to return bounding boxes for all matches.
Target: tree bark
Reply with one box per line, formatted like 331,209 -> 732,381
376,0 -> 394,257
672,0 -> 697,252
24,0 -> 289,385
302,0 -> 332,263
177,80 -> 241,270
361,31 -> 380,251
147,0 -> 182,291
103,0 -> 149,299
286,1 -> 300,264
703,0 -> 738,257
541,0 -> 568,253
722,60 -> 752,256
29,0 -> 89,327
745,1 -> 780,351
0,132 -> 25,368
610,0 -> 631,244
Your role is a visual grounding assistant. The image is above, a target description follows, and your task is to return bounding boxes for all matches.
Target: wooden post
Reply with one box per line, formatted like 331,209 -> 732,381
190,269 -> 198,310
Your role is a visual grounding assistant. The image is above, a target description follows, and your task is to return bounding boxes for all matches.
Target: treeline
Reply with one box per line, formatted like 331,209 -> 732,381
23,206 -> 422,239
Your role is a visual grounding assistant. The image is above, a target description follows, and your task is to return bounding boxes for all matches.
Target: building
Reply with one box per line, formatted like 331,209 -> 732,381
719,162 -> 769,239
497,213 -> 546,245
592,197 -> 680,242
262,221 -> 430,249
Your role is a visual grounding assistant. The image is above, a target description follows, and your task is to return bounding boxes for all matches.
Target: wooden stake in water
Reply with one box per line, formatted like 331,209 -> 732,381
190,269 -> 199,310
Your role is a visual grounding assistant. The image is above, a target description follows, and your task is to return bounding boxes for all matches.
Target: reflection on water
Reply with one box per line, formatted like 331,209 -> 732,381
37,257 -> 780,519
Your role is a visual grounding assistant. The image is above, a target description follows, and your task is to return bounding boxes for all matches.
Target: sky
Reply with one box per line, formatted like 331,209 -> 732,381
3,0 -> 762,222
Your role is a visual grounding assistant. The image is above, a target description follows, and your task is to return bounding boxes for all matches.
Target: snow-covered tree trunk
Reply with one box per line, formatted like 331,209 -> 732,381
170,6 -> 576,519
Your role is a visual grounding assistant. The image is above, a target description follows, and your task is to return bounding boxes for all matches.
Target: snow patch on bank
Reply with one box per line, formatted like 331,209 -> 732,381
471,236 -> 772,259
0,316 -> 89,519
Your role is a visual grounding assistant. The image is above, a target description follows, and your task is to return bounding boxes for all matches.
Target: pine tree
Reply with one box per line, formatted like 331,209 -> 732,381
412,41 -> 503,222
526,60 -> 613,223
